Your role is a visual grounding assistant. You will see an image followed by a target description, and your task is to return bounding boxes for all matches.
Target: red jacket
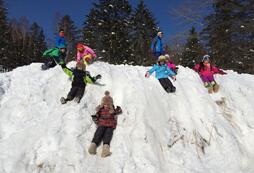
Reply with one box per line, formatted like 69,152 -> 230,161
95,106 -> 122,129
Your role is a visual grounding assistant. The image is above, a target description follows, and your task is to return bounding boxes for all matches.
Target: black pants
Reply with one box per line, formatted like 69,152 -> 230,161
92,126 -> 114,146
158,78 -> 176,93
66,86 -> 85,102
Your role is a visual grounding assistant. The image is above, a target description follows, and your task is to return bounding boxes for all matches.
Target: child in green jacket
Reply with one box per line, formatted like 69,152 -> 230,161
41,46 -> 66,70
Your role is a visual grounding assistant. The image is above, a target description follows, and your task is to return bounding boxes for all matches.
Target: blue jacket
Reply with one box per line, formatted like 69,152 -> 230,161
56,36 -> 66,48
151,36 -> 163,53
148,64 -> 175,79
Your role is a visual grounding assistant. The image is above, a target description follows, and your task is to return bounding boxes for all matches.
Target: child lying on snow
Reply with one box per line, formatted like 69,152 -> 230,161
194,54 -> 226,93
60,62 -> 101,104
88,91 -> 122,157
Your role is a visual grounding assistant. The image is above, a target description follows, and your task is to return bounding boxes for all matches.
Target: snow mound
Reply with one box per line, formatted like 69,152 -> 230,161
0,62 -> 254,173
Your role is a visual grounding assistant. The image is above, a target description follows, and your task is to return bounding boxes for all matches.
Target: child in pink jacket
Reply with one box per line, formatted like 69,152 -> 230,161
194,55 -> 226,93
165,54 -> 178,74
76,43 -> 97,65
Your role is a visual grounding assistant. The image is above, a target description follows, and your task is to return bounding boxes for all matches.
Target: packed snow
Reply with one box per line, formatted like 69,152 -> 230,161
0,62 -> 254,173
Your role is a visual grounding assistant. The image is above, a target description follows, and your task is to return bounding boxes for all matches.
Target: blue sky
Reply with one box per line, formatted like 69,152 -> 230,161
5,0 -> 189,44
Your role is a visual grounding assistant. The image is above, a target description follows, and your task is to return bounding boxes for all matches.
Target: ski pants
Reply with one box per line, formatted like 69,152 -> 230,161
66,86 -> 85,102
92,126 -> 114,146
158,78 -> 176,93
200,75 -> 214,83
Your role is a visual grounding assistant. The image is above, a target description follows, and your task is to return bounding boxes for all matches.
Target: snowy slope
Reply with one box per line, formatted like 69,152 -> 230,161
0,62 -> 254,173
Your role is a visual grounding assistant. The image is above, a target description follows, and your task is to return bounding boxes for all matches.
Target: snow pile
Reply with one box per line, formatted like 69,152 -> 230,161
0,62 -> 254,173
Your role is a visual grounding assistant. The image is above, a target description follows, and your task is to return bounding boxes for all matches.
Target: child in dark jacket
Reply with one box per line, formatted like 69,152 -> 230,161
88,91 -> 122,158
60,62 -> 101,104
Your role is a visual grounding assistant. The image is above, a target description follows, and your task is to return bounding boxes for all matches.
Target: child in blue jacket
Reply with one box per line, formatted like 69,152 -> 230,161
56,29 -> 66,48
145,55 -> 176,93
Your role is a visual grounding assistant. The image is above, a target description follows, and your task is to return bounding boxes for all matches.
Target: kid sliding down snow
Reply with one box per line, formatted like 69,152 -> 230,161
88,91 -> 122,157
145,55 -> 176,93
60,62 -> 101,104
194,55 -> 226,93
41,45 -> 66,70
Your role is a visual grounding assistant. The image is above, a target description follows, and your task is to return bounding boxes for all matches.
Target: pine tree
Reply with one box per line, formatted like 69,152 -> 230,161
0,0 -> 10,70
83,0 -> 132,64
181,27 -> 204,68
202,0 -> 254,73
130,0 -> 158,65
29,22 -> 47,63
57,15 -> 79,62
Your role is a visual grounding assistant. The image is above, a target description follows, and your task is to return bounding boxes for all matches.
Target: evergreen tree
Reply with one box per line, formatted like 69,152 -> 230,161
0,0 -> 10,70
83,0 -> 132,64
181,27 -> 204,68
130,0 -> 158,65
58,15 -> 79,62
202,0 -> 254,73
29,22 -> 47,63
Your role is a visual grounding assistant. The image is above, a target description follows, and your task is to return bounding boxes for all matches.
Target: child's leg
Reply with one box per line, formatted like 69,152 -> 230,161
74,87 -> 85,103
158,78 -> 176,93
102,127 -> 114,145
92,126 -> 107,146
66,86 -> 79,101
101,127 -> 114,157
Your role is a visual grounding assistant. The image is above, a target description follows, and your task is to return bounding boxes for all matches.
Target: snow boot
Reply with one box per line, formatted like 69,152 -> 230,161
213,84 -> 220,93
101,144 -> 111,158
88,142 -> 97,155
60,97 -> 67,104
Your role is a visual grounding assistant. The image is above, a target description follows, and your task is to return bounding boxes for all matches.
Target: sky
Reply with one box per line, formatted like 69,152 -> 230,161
5,0 -> 188,44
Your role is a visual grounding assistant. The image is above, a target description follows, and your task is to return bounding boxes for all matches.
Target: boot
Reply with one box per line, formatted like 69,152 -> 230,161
101,144 -> 111,158
88,142 -> 97,155
60,97 -> 67,104
213,84 -> 220,93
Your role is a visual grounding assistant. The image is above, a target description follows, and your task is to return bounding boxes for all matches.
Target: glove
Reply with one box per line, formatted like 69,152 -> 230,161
61,63 -> 66,68
91,115 -> 98,124
145,72 -> 150,78
171,76 -> 176,81
96,74 -> 102,80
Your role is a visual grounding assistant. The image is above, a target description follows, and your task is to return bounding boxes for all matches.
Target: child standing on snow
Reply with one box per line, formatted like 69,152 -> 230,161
151,31 -> 164,59
145,55 -> 176,93
56,29 -> 66,48
41,45 -> 66,70
88,91 -> 122,157
60,62 -> 101,104
76,43 -> 97,66
194,55 -> 226,93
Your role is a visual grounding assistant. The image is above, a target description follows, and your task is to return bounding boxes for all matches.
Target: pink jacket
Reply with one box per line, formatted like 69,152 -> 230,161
167,62 -> 176,70
76,45 -> 97,62
194,63 -> 223,77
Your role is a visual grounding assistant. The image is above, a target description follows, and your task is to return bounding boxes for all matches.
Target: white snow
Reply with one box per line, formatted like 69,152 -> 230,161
0,62 -> 254,173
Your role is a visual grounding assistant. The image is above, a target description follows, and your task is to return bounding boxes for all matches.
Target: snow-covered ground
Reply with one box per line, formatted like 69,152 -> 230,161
0,62 -> 254,173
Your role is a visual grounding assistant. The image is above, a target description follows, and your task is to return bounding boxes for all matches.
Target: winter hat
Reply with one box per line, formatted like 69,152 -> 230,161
202,55 -> 210,62
165,54 -> 170,59
101,91 -> 114,107
76,61 -> 86,70
76,43 -> 84,51
158,55 -> 166,62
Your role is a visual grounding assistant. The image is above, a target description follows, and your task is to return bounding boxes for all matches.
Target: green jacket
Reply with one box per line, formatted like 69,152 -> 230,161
62,67 -> 95,84
43,48 -> 61,57
43,48 -> 66,65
